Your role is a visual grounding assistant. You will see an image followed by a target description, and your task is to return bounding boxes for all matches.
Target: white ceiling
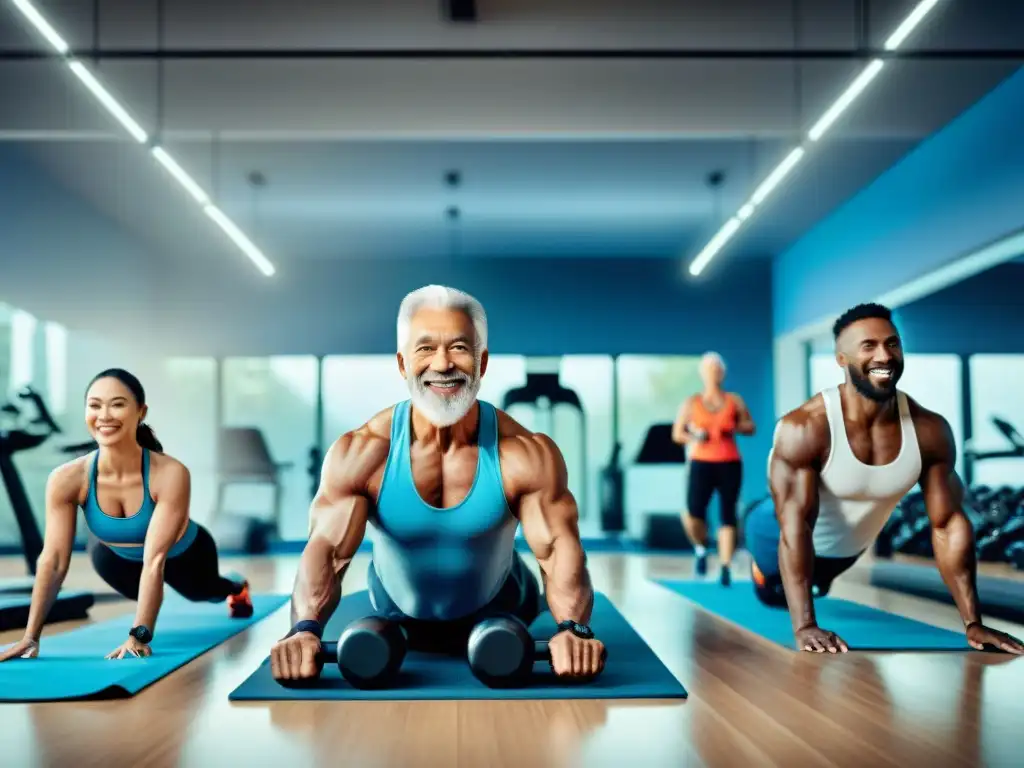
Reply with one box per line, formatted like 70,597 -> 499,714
1,0 -> 1021,270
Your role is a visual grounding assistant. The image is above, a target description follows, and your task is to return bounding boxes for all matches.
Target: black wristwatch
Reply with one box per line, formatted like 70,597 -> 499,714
129,625 -> 153,644
288,619 -> 324,640
556,620 -> 595,640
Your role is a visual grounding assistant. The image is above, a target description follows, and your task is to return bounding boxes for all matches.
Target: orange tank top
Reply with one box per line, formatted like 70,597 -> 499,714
688,395 -> 741,463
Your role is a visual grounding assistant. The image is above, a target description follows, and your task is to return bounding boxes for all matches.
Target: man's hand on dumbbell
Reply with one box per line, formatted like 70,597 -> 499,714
270,627 -> 323,682
271,617 -> 408,689
548,629 -> 606,679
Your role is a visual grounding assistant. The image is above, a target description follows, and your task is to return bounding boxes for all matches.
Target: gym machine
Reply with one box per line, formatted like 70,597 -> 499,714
210,426 -> 290,554
502,371 -> 588,517
963,416 -> 1024,486
0,386 -> 96,629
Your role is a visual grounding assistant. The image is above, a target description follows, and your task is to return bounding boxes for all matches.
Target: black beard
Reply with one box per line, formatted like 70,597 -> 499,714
847,362 -> 902,403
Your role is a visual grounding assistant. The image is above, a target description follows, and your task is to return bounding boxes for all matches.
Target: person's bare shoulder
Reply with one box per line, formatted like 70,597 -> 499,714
496,408 -> 532,441
495,408 -> 567,497
905,395 -> 955,464
46,454 -> 90,506
148,452 -> 190,499
772,394 -> 830,469
321,406 -> 395,492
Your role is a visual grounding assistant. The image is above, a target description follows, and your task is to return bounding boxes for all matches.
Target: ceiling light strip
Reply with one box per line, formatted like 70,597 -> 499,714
8,0 -> 276,277
687,0 -> 945,276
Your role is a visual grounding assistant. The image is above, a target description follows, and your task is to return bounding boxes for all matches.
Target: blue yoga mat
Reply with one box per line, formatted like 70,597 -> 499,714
0,594 -> 289,702
655,580 -> 972,651
0,590 -> 96,632
229,590 -> 687,701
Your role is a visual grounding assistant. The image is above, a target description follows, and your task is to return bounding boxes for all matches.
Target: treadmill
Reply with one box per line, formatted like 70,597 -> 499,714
502,371 -> 588,514
0,387 -> 95,630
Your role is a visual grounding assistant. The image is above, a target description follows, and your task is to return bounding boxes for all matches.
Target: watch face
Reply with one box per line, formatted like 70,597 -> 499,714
561,621 -> 593,639
131,626 -> 152,643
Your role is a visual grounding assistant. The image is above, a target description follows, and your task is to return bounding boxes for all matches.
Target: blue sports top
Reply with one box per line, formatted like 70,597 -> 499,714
82,449 -> 197,562
369,399 -> 520,620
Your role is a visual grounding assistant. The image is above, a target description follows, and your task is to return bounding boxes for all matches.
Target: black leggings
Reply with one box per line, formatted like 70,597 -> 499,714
752,554 -> 861,608
686,459 -> 742,526
89,523 -> 243,602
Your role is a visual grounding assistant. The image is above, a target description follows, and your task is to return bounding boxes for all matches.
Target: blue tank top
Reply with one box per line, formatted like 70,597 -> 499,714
82,449 -> 198,562
370,399 -> 520,620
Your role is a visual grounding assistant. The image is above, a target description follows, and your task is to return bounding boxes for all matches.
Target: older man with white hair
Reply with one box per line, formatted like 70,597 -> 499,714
672,351 -> 756,586
271,285 -> 605,685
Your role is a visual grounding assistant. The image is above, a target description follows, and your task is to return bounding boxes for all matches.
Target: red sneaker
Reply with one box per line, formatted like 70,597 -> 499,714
228,581 -> 254,619
751,561 -> 767,587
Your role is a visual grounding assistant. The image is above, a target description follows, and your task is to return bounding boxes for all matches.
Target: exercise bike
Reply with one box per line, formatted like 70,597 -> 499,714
0,386 -> 96,630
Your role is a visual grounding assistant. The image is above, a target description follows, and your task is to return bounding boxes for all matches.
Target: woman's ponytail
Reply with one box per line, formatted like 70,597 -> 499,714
136,423 -> 163,453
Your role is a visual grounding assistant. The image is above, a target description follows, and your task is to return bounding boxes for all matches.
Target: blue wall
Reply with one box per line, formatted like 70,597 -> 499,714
773,67 -> 1024,337
0,147 -> 156,343
893,262 -> 1024,355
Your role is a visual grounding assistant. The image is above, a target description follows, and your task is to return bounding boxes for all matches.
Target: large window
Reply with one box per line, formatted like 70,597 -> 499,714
616,355 -> 702,462
148,357 -> 219,528
0,308 -> 53,549
0,303 -> 15,546
222,357 -> 319,540
9,308 -> 38,394
616,355 -> 701,536
321,356 -> 409,443
810,353 -> 964,475
968,355 -> 1024,487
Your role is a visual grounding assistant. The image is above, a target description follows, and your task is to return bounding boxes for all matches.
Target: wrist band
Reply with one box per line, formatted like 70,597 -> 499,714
289,619 -> 323,640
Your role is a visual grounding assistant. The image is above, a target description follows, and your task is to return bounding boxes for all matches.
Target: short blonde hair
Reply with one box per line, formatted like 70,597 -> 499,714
700,351 -> 726,375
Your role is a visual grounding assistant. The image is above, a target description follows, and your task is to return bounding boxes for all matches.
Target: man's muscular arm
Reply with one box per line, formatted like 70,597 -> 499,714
769,414 -> 824,635
290,430 -> 383,627
517,433 -> 594,625
915,410 -> 982,629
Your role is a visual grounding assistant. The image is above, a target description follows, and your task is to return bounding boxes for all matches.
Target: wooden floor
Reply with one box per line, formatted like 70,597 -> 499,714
2,551 -> 1023,768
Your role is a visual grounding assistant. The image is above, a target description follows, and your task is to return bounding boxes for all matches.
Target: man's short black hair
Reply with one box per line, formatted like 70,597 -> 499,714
832,302 -> 894,339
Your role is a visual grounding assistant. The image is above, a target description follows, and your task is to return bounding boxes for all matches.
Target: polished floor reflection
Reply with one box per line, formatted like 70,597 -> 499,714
1,551 -> 1022,768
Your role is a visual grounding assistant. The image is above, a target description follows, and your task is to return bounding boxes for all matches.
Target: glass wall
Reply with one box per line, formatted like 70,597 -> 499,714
968,355 -> 1024,487
0,303 -> 15,546
810,353 -> 964,475
221,357 -> 319,540
616,355 -> 701,537
147,357 -> 219,527
0,308 -> 59,548
616,355 -> 702,462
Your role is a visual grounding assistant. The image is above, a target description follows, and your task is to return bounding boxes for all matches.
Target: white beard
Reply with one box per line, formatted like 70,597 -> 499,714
407,362 -> 482,427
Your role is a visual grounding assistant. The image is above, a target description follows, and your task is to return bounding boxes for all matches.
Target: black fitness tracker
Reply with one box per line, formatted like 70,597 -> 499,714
129,625 -> 153,644
556,620 -> 595,640
288,619 -> 324,640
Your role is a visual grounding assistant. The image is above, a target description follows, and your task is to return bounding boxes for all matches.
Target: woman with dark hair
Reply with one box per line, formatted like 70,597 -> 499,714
0,368 -> 253,662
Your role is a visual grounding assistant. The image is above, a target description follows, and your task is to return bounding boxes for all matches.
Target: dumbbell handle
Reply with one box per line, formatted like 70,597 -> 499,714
531,640 -> 607,664
315,641 -> 338,663
534,641 -> 551,663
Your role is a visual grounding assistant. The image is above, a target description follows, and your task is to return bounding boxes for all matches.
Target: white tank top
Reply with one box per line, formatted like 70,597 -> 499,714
813,386 -> 922,558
